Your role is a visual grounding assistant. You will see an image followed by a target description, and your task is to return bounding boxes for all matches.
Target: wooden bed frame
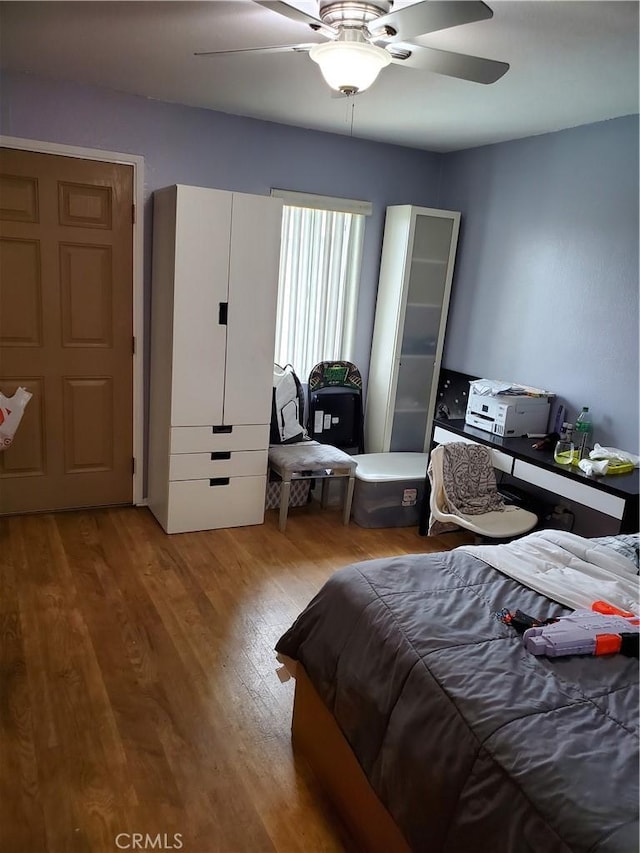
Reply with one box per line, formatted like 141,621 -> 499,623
283,658 -> 410,852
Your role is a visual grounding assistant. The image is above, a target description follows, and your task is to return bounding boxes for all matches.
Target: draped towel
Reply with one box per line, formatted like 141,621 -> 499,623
428,442 -> 505,535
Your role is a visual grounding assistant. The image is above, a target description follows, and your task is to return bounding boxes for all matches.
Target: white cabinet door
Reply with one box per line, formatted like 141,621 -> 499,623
390,212 -> 455,452
366,205 -> 460,453
171,186 -> 232,426
224,192 -> 283,425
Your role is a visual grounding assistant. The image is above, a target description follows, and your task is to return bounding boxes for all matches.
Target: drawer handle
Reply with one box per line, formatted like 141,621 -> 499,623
210,452 -> 231,461
209,477 -> 230,487
212,425 -> 232,434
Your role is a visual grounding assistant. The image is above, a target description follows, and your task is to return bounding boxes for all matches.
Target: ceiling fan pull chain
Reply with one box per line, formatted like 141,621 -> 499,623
344,95 -> 355,137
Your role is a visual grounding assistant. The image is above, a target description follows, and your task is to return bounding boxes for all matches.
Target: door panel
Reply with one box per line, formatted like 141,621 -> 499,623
58,181 -> 112,229
0,238 -> 43,345
224,193 -> 282,426
59,243 -> 113,346
62,377 -> 114,473
0,173 -> 39,221
0,377 -> 45,478
171,186 -> 231,427
0,147 -> 133,514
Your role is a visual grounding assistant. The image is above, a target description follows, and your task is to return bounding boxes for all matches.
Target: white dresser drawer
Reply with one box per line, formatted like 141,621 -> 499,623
169,449 -> 267,481
166,475 -> 267,533
512,460 -> 625,519
170,424 -> 269,454
433,426 -> 513,474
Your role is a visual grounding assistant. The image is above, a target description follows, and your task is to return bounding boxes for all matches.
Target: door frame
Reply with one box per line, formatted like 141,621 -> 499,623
1,135 -> 145,505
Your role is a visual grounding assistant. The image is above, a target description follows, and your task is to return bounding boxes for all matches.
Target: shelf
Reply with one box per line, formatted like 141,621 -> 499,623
406,302 -> 440,309
399,353 -> 434,360
411,257 -> 447,265
394,407 -> 428,414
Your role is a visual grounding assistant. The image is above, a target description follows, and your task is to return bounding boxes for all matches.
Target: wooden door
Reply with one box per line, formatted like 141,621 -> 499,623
0,148 -> 134,513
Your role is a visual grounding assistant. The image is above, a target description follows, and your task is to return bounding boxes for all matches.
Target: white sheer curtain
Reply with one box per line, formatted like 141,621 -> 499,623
274,204 -> 365,382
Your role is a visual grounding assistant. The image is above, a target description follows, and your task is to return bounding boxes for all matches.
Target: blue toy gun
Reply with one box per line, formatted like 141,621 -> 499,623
523,610 -> 640,658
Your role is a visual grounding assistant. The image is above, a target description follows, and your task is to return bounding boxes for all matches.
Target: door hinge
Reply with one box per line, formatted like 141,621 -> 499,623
132,457 -> 136,474
132,203 -> 136,224
132,336 -> 136,355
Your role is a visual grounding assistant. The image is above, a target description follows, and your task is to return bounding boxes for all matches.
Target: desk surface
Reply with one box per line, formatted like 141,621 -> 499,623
434,419 -> 639,499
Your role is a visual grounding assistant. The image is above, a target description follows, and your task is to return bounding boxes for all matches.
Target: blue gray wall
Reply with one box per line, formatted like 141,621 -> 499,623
440,116 -> 639,452
1,71 -> 638,455
0,71 -> 443,392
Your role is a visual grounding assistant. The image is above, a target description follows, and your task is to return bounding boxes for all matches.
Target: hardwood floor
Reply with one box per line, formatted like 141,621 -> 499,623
0,503 -> 472,853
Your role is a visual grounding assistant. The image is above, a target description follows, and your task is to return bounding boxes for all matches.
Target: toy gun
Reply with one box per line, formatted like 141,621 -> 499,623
523,609 -> 640,658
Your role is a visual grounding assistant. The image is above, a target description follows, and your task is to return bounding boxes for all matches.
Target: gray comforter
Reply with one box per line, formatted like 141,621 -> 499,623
275,548 -> 639,853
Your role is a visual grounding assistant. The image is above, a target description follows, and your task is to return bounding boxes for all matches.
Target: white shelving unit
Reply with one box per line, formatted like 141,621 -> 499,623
147,184 -> 283,533
365,205 -> 461,453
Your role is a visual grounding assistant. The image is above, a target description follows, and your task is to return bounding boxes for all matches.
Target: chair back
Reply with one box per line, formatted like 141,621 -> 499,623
308,361 -> 363,392
428,445 -> 449,521
307,360 -> 364,452
427,442 -> 538,539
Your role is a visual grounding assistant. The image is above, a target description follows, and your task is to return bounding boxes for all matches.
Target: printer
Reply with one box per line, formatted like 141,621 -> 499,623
465,380 -> 553,437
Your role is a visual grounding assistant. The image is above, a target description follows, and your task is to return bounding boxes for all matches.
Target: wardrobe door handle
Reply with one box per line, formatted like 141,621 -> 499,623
209,478 -> 230,487
219,302 -> 228,325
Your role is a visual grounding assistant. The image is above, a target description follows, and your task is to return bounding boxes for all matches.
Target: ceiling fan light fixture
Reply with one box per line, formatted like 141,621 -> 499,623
309,40 -> 391,94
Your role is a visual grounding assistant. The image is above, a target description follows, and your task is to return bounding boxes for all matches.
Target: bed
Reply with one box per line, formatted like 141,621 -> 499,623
275,531 -> 639,853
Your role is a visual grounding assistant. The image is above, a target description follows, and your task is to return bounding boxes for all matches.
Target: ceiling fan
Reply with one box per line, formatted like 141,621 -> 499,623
195,1 -> 509,96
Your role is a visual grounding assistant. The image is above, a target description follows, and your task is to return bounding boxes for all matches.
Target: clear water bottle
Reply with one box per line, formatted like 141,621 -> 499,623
575,407 -> 593,461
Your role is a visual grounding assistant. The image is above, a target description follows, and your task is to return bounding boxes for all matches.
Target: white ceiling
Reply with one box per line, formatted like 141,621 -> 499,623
1,0 -> 638,152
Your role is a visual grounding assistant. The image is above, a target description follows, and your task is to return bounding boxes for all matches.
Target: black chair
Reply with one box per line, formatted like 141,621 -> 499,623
307,361 -> 364,453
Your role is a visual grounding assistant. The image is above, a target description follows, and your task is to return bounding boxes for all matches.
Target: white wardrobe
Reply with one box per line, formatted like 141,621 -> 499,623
365,205 -> 460,453
148,185 -> 283,533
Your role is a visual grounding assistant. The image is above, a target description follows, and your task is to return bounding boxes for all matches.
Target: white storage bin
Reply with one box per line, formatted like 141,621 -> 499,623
351,452 -> 428,528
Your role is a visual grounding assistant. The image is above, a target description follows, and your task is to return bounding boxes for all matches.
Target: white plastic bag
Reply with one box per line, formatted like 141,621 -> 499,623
589,443 -> 639,467
577,458 -> 609,477
0,387 -> 32,450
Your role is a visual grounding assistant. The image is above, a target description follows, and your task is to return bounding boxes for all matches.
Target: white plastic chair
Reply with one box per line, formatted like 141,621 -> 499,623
428,444 -> 538,539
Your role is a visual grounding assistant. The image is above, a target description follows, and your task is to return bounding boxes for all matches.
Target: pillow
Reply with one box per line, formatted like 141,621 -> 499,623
590,533 -> 640,571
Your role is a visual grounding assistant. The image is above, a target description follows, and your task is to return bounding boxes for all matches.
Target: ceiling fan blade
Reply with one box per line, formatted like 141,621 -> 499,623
195,43 -> 315,57
253,1 -> 338,38
370,1 -> 493,42
389,44 -> 508,84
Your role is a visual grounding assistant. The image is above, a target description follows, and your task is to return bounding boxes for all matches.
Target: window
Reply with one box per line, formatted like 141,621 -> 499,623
271,190 -> 370,381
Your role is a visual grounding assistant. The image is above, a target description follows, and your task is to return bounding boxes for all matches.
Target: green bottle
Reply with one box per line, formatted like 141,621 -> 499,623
575,407 -> 593,461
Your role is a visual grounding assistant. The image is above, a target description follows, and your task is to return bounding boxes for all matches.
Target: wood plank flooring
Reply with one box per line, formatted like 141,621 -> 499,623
0,503 -> 472,853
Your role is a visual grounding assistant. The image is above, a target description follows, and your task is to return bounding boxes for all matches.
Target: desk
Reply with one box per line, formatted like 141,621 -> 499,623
418,419 -> 639,535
